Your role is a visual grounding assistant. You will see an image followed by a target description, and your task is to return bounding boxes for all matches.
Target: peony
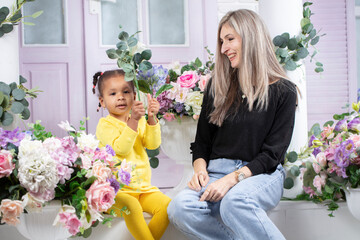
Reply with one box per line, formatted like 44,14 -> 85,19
0,149 -> 14,178
198,74 -> 211,91
0,199 -> 23,225
86,180 -> 115,212
175,87 -> 189,103
177,71 -> 199,89
185,91 -> 204,115
77,133 -> 99,151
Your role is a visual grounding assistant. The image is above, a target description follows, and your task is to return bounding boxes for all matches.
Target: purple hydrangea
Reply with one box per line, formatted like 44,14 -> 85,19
118,169 -> 131,185
174,102 -> 185,113
137,65 -> 169,92
157,91 -> 173,114
0,127 -> 26,148
106,144 -> 115,156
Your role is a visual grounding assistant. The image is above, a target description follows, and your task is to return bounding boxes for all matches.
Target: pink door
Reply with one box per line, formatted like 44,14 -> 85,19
19,0 -> 87,137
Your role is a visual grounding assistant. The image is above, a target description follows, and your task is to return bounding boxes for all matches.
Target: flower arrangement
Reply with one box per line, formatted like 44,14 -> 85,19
138,47 -> 214,122
294,102 -> 360,216
0,120 -> 131,237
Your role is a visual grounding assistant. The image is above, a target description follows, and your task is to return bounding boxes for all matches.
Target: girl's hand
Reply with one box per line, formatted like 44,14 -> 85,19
147,94 -> 160,118
188,158 -> 209,191
199,173 -> 237,202
131,101 -> 145,121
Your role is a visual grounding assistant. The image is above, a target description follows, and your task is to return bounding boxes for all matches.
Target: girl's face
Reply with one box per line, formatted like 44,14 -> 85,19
220,23 -> 242,69
99,75 -> 135,121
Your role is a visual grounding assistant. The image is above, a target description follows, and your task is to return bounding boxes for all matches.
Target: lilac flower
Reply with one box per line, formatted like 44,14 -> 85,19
348,118 -> 360,132
118,169 -> 131,185
333,140 -> 354,168
108,177 -> 120,194
0,127 -> 26,148
174,102 -> 185,113
334,119 -> 347,132
312,147 -> 321,157
157,91 -> 173,114
106,144 -> 115,156
308,135 -> 318,148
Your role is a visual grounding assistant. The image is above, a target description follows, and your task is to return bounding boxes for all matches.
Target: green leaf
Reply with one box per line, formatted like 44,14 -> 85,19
310,123 -> 321,136
1,24 -> 13,34
286,151 -> 298,163
128,37 -> 138,47
303,7 -> 311,18
323,120 -> 334,127
0,7 -> 10,22
9,82 -> 17,91
118,31 -> 129,41
155,84 -> 174,98
0,82 -> 11,95
12,88 -> 26,100
116,41 -> 127,51
303,23 -> 313,34
23,22 -> 35,26
0,30 -> 4,38
316,62 -> 323,67
122,63 -> 134,73
70,181 -> 80,191
19,75 -> 27,84
297,47 -> 309,59
284,177 -> 294,189
0,91 -> 4,105
287,38 -> 298,51
290,165 -> 300,177
146,148 -> 160,158
292,54 -> 300,62
324,184 -> 334,194
281,32 -> 290,41
31,10 -> 43,18
21,107 -> 30,120
124,71 -> 135,82
309,29 -> 316,39
310,36 -> 320,45
0,106 -> 3,117
137,80 -> 152,94
11,101 -> 25,114
141,50 -> 152,61
1,112 -> 13,126
10,10 -> 22,22
139,61 -> 152,71
303,2 -> 313,7
273,35 -> 286,47
82,227 -> 92,238
195,58 -> 202,68
84,176 -> 97,189
19,98 -> 29,107
106,49 -> 119,59
300,18 -> 311,28
133,53 -> 142,65
315,67 -> 324,73
284,59 -> 297,71
150,157 -> 159,168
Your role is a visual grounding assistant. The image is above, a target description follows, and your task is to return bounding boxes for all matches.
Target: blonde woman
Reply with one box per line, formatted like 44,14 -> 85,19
167,9 -> 297,240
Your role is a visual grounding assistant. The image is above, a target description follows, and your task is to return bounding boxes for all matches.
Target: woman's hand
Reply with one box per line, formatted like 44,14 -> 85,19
188,158 -> 209,191
199,173 -> 237,202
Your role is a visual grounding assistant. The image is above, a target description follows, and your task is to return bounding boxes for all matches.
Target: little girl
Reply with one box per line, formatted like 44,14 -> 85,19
93,69 -> 171,240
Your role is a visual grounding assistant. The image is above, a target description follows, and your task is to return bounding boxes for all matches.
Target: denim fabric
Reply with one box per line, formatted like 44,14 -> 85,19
167,159 -> 286,240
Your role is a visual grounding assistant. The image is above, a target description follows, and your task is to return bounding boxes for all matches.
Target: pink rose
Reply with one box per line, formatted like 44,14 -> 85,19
198,74 -> 210,91
86,180 -> 115,212
0,150 -> 15,178
88,161 -> 112,182
163,112 -> 175,121
177,71 -> 199,89
0,199 -> 23,225
315,152 -> 327,167
313,172 -> 327,193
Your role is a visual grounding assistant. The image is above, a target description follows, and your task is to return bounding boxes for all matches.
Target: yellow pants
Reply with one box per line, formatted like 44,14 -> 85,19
110,191 -> 171,240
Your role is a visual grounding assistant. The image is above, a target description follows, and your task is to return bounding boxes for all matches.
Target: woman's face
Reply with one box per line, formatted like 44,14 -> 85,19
220,23 -> 242,69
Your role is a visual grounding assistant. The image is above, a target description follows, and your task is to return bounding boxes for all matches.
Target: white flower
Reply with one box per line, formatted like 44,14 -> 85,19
58,121 -> 76,132
185,91 -> 203,115
129,41 -> 147,56
77,133 -> 99,151
18,139 -> 59,201
43,137 -> 62,153
167,61 -> 182,75
167,82 -> 180,100
21,193 -> 43,213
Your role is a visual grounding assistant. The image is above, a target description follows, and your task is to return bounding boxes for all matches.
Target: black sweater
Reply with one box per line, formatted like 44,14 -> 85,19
191,79 -> 297,176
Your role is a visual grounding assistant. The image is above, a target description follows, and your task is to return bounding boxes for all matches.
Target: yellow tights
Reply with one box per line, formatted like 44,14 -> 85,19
110,191 -> 171,240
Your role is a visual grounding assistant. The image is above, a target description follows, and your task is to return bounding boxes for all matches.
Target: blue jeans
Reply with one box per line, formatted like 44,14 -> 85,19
167,159 -> 286,240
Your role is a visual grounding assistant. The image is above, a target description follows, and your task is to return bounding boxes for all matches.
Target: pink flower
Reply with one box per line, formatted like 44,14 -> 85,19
198,74 -> 211,91
120,159 -> 132,174
321,125 -> 334,141
349,134 -> 360,148
177,71 -> 199,89
315,152 -> 327,167
0,150 -> 14,178
163,112 -> 175,121
56,209 -> 82,236
312,162 -> 321,174
0,199 -> 23,225
87,161 -> 112,182
86,180 -> 115,212
193,115 -> 200,120
303,186 -> 317,197
313,172 -> 327,193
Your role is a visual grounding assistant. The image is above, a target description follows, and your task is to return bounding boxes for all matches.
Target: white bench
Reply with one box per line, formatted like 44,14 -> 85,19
1,200 -> 360,240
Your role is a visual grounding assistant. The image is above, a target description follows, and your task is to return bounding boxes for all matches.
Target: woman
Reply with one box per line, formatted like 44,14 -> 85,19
167,9 -> 297,240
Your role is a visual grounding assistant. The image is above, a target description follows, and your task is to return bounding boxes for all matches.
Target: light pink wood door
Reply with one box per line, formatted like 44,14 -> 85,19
19,0 -> 86,137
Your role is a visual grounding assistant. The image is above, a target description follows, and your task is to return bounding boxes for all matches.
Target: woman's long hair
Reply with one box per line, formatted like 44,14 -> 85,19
209,9 -> 288,126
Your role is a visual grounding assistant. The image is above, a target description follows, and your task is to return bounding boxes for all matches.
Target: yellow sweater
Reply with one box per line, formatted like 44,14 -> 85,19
96,115 -> 161,193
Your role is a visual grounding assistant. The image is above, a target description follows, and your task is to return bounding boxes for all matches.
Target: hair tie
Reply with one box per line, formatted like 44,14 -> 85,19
100,72 -> 103,76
